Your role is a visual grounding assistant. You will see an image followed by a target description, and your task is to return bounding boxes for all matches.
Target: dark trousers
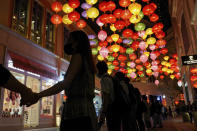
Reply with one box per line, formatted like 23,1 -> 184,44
60,116 -> 92,131
106,111 -> 121,131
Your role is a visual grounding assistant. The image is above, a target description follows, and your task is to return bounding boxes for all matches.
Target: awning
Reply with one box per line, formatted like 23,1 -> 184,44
8,50 -> 58,80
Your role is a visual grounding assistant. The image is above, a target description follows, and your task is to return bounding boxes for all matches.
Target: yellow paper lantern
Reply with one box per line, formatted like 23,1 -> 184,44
129,15 -> 141,24
127,62 -> 131,67
130,0 -> 136,2
86,0 -> 98,5
128,3 -> 142,15
166,63 -> 171,67
147,37 -> 156,45
144,52 -> 150,57
162,67 -> 168,72
161,61 -> 167,65
128,69 -> 132,74
146,69 -> 152,74
87,7 -> 99,19
142,34 -> 147,40
164,56 -> 169,61
62,3 -> 74,14
97,46 -> 101,51
108,69 -> 112,75
111,34 -> 119,42
111,44 -> 120,52
167,69 -> 172,74
146,28 -> 153,35
97,55 -> 104,61
62,15 -> 73,24
170,75 -> 175,80
131,69 -> 136,72
110,24 -> 117,32
107,62 -> 112,65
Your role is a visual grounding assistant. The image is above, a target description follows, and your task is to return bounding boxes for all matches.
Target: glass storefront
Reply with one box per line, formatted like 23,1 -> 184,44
24,76 -> 40,127
41,80 -> 55,116
2,71 -> 24,118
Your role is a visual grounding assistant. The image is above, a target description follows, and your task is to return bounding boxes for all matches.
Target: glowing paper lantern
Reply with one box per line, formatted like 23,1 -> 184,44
68,11 -> 80,22
99,1 -> 108,12
177,80 -> 182,87
139,41 -> 146,50
191,75 -> 197,82
134,23 -> 146,31
99,47 -> 109,58
107,56 -> 114,61
130,72 -> 137,78
51,14 -> 62,25
62,3 -> 74,14
111,34 -> 120,42
126,48 -> 134,54
128,3 -> 142,15
114,20 -> 126,30
81,11 -> 87,18
129,15 -> 141,24
123,29 -> 133,38
147,37 -> 156,45
191,68 -> 197,74
155,80 -> 159,85
111,44 -> 120,52
150,13 -> 159,22
146,28 -> 153,35
81,3 -> 92,10
138,31 -> 146,38
76,19 -> 86,29
119,0 -> 131,7
96,17 -> 104,27
68,0 -> 80,9
164,56 -> 169,61
87,7 -> 99,19
140,54 -> 148,63
142,4 -> 155,16
98,30 -> 107,41
97,55 -> 104,61
92,48 -> 98,55
62,15 -> 72,25
107,1 -> 116,12
121,9 -> 132,20
153,72 -> 159,78
130,62 -> 136,68
86,0 -> 98,5
110,24 -> 117,32
51,2 -> 62,13
150,53 -> 157,60
113,9 -> 123,19
149,44 -> 156,51
170,75 -> 175,80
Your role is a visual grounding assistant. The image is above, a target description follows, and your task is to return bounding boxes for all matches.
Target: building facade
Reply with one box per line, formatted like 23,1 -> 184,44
169,0 -> 197,104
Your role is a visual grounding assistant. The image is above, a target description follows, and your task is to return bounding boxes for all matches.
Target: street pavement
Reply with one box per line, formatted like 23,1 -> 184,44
23,118 -> 197,131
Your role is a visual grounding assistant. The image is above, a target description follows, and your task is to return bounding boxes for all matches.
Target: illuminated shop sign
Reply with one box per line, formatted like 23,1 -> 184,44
181,55 -> 197,65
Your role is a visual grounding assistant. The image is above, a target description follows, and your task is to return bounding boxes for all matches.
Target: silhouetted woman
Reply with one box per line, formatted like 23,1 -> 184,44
3,31 -> 98,131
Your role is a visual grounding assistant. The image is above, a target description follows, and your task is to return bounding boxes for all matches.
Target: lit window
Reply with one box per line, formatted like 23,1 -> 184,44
30,1 -> 43,45
45,12 -> 55,52
12,0 -> 28,35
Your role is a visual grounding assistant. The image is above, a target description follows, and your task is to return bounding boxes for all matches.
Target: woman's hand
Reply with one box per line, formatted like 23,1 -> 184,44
20,91 -> 41,107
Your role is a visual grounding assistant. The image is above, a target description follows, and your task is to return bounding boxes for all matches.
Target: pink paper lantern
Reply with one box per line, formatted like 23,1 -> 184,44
140,54 -> 148,63
130,72 -> 136,78
153,72 -> 159,77
98,30 -> 107,41
99,47 -> 109,58
130,62 -> 136,68
96,17 -> 104,27
139,41 -> 146,50
150,52 -> 157,60
177,80 -> 182,87
149,44 -> 156,51
151,65 -> 158,71
151,61 -> 158,66
138,31 -> 146,38
155,80 -> 159,86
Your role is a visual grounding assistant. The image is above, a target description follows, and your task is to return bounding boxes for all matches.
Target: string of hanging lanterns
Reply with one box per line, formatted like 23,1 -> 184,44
50,0 -> 181,86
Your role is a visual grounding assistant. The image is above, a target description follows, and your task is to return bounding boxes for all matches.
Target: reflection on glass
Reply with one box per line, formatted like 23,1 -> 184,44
12,0 -> 28,35
2,71 -> 24,118
41,80 -> 55,116
30,1 -> 43,45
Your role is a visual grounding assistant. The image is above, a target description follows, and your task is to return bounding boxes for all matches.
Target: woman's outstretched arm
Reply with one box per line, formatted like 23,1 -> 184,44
38,53 -> 82,97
